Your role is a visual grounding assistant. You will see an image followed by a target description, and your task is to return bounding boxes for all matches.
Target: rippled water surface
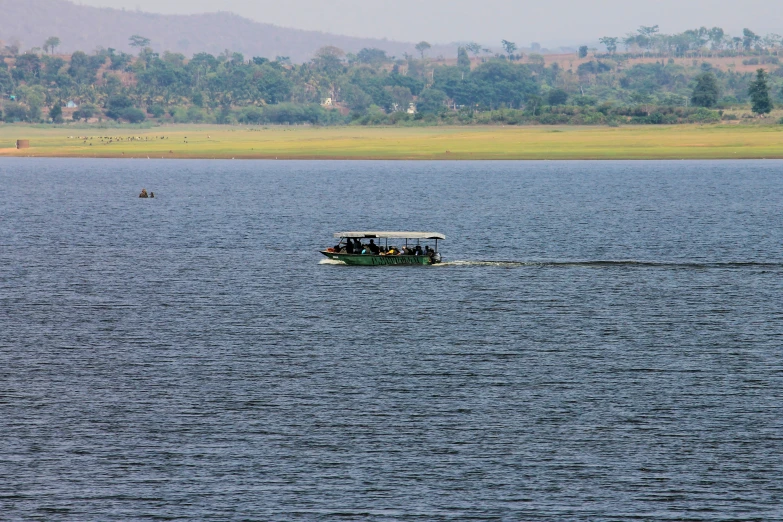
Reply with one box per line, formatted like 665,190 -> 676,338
2,159 -> 782,520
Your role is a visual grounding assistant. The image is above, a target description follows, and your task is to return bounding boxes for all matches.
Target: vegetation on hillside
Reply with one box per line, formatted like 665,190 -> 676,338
1,25 -> 782,126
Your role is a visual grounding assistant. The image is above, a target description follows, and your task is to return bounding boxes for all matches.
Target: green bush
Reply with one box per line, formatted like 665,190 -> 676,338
2,102 -> 28,122
186,107 -> 206,123
148,104 -> 165,118
120,107 -> 146,123
49,104 -> 63,123
537,113 -> 571,125
105,95 -> 134,119
237,107 -> 264,124
72,104 -> 96,121
687,108 -> 721,123
389,111 -> 412,124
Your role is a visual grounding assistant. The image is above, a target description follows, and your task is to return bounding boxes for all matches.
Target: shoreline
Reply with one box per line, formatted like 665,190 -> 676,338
2,124 -> 782,160
4,154 -> 783,161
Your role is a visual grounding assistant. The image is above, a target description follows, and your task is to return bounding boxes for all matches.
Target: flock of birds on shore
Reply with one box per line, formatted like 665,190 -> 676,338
67,135 -> 207,144
63,134 -> 232,158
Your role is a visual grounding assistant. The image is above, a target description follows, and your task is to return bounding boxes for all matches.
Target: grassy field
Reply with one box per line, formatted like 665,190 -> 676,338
1,124 -> 782,160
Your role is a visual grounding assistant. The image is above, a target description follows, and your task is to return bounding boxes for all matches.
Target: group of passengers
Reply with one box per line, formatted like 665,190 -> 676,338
330,238 -> 436,258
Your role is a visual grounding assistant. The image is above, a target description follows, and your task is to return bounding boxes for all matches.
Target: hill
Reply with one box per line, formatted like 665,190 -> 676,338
0,0 -> 455,62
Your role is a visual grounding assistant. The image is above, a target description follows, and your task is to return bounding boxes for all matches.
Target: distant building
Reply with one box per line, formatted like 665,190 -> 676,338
321,97 -> 333,107
406,102 -> 417,114
66,100 -> 78,108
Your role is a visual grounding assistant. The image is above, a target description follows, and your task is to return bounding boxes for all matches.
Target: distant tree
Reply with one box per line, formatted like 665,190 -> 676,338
120,107 -> 146,123
691,72 -> 719,107
578,45 -> 588,59
501,40 -> 517,60
12,52 -> 42,82
630,25 -> 659,55
0,68 -> 13,94
748,68 -> 773,115
357,48 -> 388,65
3,103 -> 28,122
629,91 -> 654,115
415,41 -> 431,59
708,27 -> 725,50
743,29 -> 760,51
762,33 -> 782,51
342,84 -> 372,112
105,94 -> 134,120
639,25 -> 659,36
387,85 -> 412,111
72,104 -> 96,121
599,37 -> 618,54
465,42 -> 482,58
147,104 -> 165,118
129,35 -> 151,51
457,47 -> 471,70
48,103 -> 63,123
547,88 -> 568,105
416,88 -> 447,115
525,94 -> 543,115
44,36 -> 60,54
312,46 -> 345,77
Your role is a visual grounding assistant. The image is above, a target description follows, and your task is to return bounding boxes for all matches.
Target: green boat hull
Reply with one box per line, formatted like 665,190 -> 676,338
321,251 -> 436,266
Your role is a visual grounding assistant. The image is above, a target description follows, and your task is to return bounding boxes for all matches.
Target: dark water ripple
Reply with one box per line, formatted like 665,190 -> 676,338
1,159 -> 782,521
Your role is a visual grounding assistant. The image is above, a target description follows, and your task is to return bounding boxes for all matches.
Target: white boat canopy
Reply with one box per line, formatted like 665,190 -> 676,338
334,231 -> 445,240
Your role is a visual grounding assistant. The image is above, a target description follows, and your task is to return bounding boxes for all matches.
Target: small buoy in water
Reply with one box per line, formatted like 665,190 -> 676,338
139,188 -> 149,198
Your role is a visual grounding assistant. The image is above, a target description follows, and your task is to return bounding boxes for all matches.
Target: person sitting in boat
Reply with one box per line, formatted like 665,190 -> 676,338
345,240 -> 354,254
368,239 -> 380,255
414,245 -> 423,256
352,239 -> 363,252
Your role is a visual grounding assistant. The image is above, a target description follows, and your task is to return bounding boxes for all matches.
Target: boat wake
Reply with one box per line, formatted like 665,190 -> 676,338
319,258 -> 346,265
436,260 -> 783,270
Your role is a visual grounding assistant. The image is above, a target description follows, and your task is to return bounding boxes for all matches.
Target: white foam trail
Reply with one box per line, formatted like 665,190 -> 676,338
437,260 -> 535,267
435,260 -> 783,269
319,258 -> 346,265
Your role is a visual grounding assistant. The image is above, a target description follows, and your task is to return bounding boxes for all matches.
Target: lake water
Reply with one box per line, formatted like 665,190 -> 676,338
1,159 -> 782,520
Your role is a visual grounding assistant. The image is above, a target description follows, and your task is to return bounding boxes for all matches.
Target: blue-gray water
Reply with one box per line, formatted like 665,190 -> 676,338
1,159 -> 782,520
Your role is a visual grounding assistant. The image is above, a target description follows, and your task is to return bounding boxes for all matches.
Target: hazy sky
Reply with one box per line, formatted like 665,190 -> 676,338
76,0 -> 782,46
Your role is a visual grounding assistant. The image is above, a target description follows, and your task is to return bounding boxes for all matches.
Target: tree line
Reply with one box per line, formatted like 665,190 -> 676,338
0,28 -> 780,126
595,26 -> 782,57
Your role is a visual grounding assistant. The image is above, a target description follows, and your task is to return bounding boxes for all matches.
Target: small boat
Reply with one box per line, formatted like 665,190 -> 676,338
321,231 -> 445,266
